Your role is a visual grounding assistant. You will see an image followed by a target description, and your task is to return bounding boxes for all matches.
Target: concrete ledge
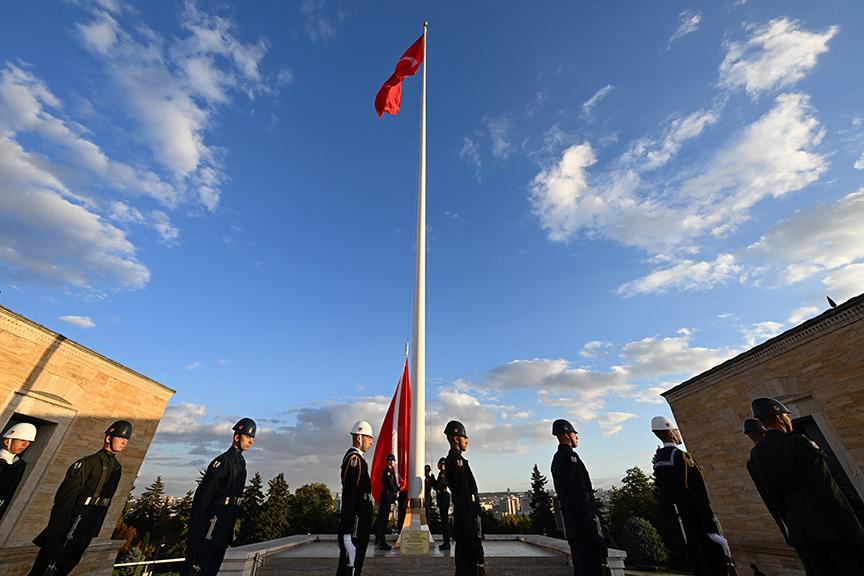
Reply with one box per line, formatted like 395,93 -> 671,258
220,535 -> 318,576
219,534 -> 626,576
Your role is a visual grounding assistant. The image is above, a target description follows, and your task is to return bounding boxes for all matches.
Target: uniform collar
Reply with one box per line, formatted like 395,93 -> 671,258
557,444 -> 573,453
662,442 -> 678,448
448,447 -> 464,460
0,448 -> 17,465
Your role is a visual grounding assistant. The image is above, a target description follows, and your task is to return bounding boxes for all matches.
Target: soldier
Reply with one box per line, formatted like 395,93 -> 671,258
651,416 -> 730,576
433,457 -> 451,550
0,422 -> 37,521
28,420 -> 132,576
743,419 -> 765,445
444,420 -> 485,576
338,420 -> 374,576
424,464 -> 434,528
747,397 -> 864,574
180,417 -> 255,576
549,419 -> 605,576
375,454 -> 398,550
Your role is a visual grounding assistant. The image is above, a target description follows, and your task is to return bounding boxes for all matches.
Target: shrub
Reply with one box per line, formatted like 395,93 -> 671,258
620,516 -> 668,567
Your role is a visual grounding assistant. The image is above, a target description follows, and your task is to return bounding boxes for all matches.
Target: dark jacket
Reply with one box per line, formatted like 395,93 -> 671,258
380,465 -> 399,503
654,444 -> 719,537
0,456 -> 26,521
445,448 -> 481,540
551,444 -> 599,540
339,448 -> 372,536
34,449 -> 122,546
748,430 -> 864,550
187,446 -> 247,545
434,469 -> 450,506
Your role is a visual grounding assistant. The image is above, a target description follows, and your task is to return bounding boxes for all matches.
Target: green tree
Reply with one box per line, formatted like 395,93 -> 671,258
164,491 -> 194,557
236,472 -> 266,544
620,516 -> 668,567
259,473 -> 292,540
289,482 -> 336,534
125,477 -> 171,549
529,465 -> 557,536
115,546 -> 146,576
607,467 -> 658,546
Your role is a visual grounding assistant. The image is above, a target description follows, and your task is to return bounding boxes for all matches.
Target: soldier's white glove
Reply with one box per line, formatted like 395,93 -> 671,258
707,533 -> 730,558
342,535 -> 356,566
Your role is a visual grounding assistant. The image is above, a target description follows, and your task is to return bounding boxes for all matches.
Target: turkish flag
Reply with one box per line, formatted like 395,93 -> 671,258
370,360 -> 412,502
375,34 -> 424,117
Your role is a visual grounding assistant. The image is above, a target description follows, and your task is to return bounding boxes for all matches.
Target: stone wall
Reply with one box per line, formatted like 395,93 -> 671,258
663,295 -> 864,575
0,305 -> 174,574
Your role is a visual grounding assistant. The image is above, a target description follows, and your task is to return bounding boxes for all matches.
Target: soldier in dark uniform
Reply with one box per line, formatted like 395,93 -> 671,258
651,416 -> 730,576
28,420 -> 131,576
444,420 -> 485,576
0,422 -> 37,521
180,417 -> 255,576
747,397 -> 864,575
424,464 -> 434,528
743,418 -> 765,445
338,420 -> 374,576
433,456 -> 451,550
375,453 -> 398,550
550,419 -> 605,576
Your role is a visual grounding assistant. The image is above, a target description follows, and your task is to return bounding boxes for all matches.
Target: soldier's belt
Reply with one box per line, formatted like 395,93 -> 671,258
222,496 -> 244,505
83,496 -> 112,507
361,493 -> 373,502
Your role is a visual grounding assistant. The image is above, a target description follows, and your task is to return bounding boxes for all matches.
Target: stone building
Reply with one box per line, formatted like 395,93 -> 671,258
0,305 -> 174,575
663,294 -> 864,574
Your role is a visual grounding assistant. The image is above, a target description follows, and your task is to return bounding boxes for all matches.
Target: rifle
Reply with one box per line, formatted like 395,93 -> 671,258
45,514 -> 81,576
672,503 -> 687,545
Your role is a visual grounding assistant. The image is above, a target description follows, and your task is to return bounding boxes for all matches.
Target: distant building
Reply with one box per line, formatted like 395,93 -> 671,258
663,294 -> 864,575
0,305 -> 174,575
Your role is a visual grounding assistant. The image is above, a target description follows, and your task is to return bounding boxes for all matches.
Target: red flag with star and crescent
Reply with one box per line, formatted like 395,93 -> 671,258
375,34 -> 424,117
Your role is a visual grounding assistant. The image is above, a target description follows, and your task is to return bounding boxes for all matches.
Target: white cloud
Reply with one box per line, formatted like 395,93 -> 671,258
459,136 -> 482,182
59,315 -> 96,328
300,0 -> 336,44
597,412 -> 637,436
75,2 -> 270,211
582,84 -> 614,121
532,92 -> 825,268
76,11 -> 119,55
746,189 -> 864,285
185,361 -> 203,370
823,263 -> 864,303
719,18 -> 838,97
620,328 -> 736,379
669,11 -> 702,47
855,153 -> 864,171
618,254 -> 742,297
743,321 -> 785,347
787,306 -> 819,325
628,386 -> 668,404
484,116 -> 513,160
624,108 -> 719,171
580,340 -> 610,358
0,136 -> 150,290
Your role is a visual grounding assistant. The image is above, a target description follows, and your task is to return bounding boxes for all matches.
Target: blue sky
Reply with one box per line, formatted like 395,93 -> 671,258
2,0 -> 863,496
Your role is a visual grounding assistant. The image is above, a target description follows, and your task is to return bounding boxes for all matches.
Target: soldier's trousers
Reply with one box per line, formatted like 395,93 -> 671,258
180,539 -> 230,576
455,536 -> 484,575
437,497 -> 451,544
375,497 -> 394,544
685,532 -> 728,576
27,538 -> 91,576
567,539 -> 603,576
338,501 -> 372,576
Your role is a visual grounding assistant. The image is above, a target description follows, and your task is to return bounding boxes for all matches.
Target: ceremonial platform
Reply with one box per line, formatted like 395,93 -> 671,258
219,534 -> 626,576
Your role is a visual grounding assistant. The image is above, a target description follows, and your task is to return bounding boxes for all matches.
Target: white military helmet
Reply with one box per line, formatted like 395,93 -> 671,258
651,416 -> 677,432
3,422 -> 37,442
350,420 -> 374,438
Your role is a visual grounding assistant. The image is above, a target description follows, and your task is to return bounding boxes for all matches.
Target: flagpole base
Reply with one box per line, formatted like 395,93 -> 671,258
395,498 -> 431,555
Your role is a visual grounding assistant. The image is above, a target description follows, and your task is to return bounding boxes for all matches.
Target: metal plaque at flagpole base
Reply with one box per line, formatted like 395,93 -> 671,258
396,498 -> 430,555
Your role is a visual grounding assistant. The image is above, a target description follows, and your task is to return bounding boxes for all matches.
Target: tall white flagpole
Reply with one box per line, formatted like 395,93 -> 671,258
409,19 -> 427,505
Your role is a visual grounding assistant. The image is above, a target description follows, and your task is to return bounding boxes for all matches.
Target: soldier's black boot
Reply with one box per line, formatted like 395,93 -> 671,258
438,541 -> 450,550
